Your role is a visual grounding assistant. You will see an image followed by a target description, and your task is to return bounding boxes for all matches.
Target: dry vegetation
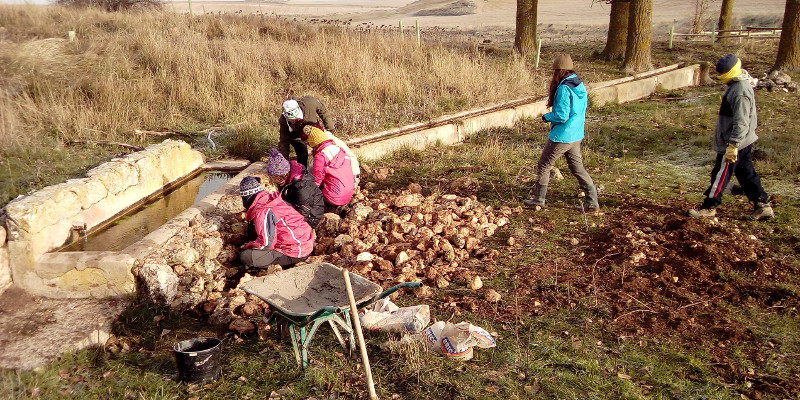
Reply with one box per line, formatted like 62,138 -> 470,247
0,5 -> 540,153
1,4 -> 584,205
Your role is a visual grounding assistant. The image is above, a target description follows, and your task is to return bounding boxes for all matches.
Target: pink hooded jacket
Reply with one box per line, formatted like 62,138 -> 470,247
312,140 -> 355,206
244,190 -> 315,258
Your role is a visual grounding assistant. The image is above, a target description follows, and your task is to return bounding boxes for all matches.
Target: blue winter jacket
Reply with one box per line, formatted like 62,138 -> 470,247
543,74 -> 587,143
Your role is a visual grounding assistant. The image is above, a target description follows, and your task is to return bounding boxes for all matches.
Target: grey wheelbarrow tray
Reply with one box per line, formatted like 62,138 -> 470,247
240,262 -> 420,368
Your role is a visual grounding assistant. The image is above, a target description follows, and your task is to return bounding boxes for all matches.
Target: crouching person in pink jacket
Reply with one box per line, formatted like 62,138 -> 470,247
238,176 -> 315,269
304,126 -> 355,215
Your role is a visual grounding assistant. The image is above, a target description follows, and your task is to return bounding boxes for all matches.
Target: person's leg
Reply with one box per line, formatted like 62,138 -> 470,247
239,249 -> 303,269
733,145 -> 768,204
524,140 -> 570,207
563,141 -> 599,210
290,138 -> 309,167
323,197 -> 346,216
563,140 -> 594,188
690,152 -> 732,217
733,145 -> 773,220
269,253 -> 309,269
702,152 -> 734,208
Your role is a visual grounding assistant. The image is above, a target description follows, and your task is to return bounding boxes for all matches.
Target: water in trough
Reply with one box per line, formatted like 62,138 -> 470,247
61,171 -> 233,252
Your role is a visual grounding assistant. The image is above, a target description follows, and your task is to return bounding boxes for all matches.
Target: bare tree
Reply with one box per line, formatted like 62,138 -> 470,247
717,0 -> 735,42
599,0 -> 630,61
773,0 -> 800,71
623,0 -> 652,72
514,0 -> 539,57
690,0 -> 712,34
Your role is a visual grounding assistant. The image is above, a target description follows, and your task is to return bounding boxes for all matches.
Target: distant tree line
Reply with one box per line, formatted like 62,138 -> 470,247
514,0 -> 799,73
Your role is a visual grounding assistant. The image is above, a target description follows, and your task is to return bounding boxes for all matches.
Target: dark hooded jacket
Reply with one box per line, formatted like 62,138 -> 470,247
280,161 -> 325,228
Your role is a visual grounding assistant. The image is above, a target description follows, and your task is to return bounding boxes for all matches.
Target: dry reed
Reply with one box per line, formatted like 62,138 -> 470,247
0,5 -> 545,155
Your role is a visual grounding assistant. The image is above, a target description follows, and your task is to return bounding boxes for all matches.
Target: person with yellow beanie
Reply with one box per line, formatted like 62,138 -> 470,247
303,125 -> 356,214
688,54 -> 773,221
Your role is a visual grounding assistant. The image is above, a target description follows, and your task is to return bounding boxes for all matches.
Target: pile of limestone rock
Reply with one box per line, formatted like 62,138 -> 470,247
755,70 -> 798,92
133,179 -> 518,335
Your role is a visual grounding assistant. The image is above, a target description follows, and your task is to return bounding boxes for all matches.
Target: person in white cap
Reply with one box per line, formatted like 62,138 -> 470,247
278,95 -> 334,166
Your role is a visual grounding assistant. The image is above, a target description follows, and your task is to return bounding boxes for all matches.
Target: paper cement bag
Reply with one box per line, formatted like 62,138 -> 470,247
359,299 -> 430,333
421,321 -> 496,361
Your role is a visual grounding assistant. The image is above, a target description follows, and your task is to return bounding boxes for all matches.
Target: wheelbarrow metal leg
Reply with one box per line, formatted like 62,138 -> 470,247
328,320 -> 348,351
288,324 -> 303,368
343,309 -> 356,352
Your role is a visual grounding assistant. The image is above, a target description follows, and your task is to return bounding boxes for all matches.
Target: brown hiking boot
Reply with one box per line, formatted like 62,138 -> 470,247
687,207 -> 716,218
745,202 -> 774,221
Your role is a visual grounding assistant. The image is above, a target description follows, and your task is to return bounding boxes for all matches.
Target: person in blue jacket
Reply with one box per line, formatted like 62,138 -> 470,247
524,54 -> 599,212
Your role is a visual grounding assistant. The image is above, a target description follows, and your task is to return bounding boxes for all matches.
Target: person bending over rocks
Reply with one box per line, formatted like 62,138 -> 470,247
523,54 -> 599,212
688,54 -> 773,221
278,96 -> 334,167
304,125 -> 356,215
238,176 -> 315,269
263,148 -> 325,228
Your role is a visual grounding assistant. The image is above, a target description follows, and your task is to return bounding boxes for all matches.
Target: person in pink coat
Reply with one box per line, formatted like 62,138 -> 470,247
304,125 -> 355,214
238,176 -> 315,269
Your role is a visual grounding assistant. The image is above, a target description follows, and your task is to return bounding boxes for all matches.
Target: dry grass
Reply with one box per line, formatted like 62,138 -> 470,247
0,5 -> 541,152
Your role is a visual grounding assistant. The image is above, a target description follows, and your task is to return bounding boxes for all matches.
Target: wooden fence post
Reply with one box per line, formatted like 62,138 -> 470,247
534,38 -> 542,68
668,25 -> 674,49
710,21 -> 716,45
416,20 -> 420,46
399,20 -> 403,36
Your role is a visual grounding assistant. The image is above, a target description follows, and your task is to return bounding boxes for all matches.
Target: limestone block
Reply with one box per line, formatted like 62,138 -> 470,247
616,78 -> 658,104
139,263 -> 178,304
4,186 -> 79,238
590,85 -> 619,107
87,160 -> 140,195
514,101 -> 548,121
0,225 -> 5,245
657,66 -> 699,91
0,244 -> 10,295
26,251 -> 135,298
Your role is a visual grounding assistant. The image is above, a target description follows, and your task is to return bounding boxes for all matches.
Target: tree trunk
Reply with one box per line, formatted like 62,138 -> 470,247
773,0 -> 800,71
623,0 -> 653,72
717,0 -> 735,42
514,0 -> 538,57
600,0 -> 630,60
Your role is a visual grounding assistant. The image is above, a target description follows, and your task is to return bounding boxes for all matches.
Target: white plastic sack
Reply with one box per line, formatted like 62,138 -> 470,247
421,321 -> 496,361
359,298 -> 430,333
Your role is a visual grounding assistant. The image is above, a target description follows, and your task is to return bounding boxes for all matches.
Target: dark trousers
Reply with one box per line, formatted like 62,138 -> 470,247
701,144 -> 768,208
239,249 -> 307,269
278,134 -> 309,167
323,196 -> 349,216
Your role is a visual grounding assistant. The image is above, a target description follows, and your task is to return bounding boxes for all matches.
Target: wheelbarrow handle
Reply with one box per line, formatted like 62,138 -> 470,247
357,282 -> 422,310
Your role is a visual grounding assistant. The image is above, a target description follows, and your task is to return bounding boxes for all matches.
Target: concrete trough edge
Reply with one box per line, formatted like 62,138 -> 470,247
350,64 -> 700,161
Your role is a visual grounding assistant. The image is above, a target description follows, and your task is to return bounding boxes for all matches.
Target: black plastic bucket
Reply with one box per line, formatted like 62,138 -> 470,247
173,337 -> 221,384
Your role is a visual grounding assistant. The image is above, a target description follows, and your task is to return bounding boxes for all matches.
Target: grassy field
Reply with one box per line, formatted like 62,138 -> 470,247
2,5 -> 799,400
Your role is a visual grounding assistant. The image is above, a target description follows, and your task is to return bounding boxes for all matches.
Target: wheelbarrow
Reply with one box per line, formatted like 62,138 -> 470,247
240,262 -> 421,368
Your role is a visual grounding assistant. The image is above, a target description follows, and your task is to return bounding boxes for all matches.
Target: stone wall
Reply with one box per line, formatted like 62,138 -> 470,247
3,139 -> 204,298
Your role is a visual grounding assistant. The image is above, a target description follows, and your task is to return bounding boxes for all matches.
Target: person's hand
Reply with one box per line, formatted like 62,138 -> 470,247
725,144 -> 738,163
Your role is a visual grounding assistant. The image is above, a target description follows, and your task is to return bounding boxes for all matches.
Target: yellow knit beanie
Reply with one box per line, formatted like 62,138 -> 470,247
305,126 -> 328,148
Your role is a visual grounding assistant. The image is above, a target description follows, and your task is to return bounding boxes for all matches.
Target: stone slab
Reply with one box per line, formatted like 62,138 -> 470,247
0,286 -> 128,370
